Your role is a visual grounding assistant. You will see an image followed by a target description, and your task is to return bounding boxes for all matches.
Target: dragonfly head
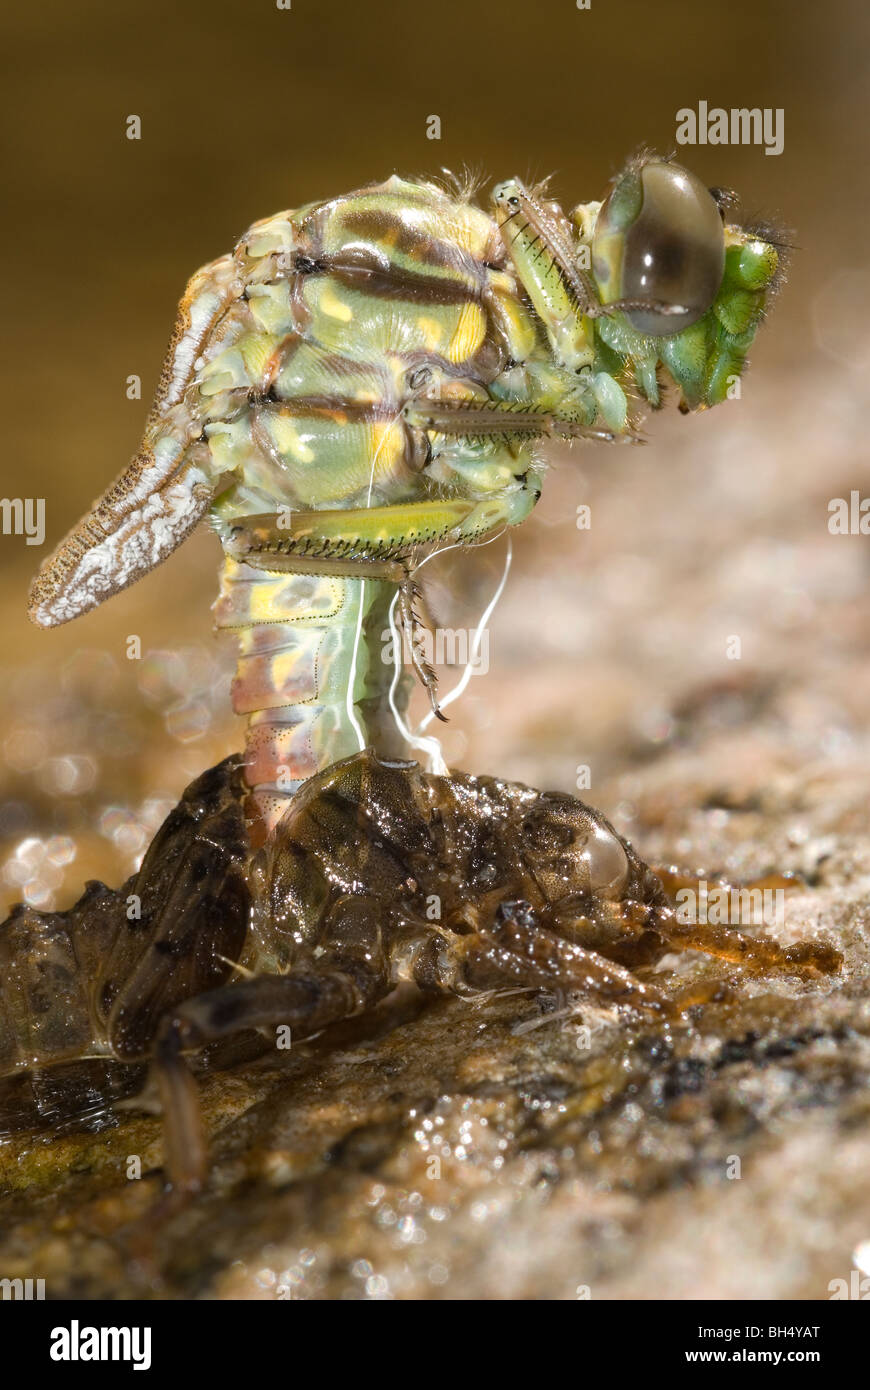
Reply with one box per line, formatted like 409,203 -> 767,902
579,153 -> 784,412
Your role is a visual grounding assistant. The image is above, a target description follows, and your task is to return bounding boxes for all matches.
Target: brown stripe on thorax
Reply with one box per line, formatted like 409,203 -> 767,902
263,397 -> 399,425
338,207 -> 487,276
319,258 -> 482,306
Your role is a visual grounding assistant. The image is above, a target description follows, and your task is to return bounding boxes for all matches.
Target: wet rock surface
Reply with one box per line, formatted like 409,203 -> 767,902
0,957 -> 869,1299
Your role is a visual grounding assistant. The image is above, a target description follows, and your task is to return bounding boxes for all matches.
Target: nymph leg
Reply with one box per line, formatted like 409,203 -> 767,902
460,906 -> 674,1015
154,961 -> 388,1191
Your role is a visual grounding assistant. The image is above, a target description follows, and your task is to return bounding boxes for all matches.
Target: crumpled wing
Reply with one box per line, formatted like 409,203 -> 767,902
28,443 -> 215,628
29,253 -> 243,628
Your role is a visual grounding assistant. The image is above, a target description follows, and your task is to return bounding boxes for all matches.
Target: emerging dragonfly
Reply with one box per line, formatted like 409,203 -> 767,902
29,153 -> 781,840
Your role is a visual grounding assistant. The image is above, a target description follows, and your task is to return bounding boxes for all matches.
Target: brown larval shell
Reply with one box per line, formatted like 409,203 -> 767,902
0,753 -> 839,1139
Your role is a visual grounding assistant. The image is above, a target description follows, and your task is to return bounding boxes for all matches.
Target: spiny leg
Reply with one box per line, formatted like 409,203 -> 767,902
215,505 -> 469,834
653,866 -> 801,898
220,496 -> 530,565
403,397 -> 641,445
225,511 -> 445,717
398,577 -> 445,722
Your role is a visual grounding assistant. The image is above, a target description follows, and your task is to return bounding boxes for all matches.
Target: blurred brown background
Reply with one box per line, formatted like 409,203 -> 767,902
2,0 -> 869,912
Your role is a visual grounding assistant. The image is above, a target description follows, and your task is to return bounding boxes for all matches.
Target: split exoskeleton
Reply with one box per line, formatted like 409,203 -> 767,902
0,753 -> 840,1193
29,154 -> 782,842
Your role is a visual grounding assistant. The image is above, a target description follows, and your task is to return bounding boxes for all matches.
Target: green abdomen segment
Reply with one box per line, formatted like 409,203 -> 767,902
214,557 -> 406,836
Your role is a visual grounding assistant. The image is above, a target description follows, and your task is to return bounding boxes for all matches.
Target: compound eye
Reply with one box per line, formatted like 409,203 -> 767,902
581,822 -> 630,900
523,805 -> 630,901
592,159 -> 725,336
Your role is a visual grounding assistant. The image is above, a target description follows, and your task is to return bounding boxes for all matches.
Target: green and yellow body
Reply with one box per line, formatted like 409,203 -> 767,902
29,160 -> 782,838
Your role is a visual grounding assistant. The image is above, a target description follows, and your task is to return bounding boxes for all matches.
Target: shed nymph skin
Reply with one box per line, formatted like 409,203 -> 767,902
0,752 -> 838,1192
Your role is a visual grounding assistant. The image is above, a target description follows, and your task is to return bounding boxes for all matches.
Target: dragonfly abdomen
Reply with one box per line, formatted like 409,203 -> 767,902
214,557 -> 406,838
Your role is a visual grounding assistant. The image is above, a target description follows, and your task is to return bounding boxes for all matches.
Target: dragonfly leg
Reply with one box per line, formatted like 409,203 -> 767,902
218,495 -> 532,567
221,508 -> 457,721
404,397 -> 640,445
397,577 -> 446,722
491,178 -> 597,373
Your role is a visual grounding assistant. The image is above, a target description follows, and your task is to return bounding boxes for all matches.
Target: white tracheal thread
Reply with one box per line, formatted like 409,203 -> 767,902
345,577 -> 368,754
365,412 -> 398,508
387,587 -> 449,774
418,534 -> 512,732
356,409 -> 513,772
345,411 -> 406,753
387,532 -> 512,773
